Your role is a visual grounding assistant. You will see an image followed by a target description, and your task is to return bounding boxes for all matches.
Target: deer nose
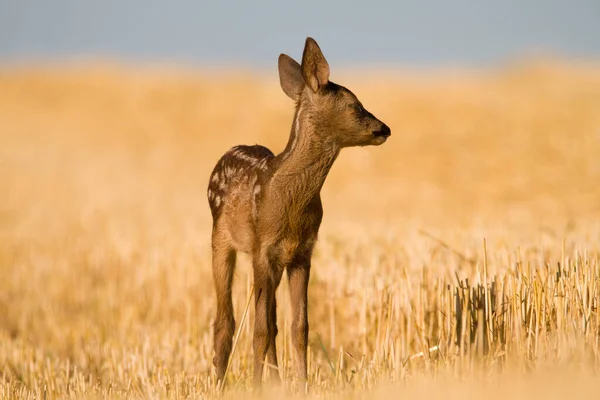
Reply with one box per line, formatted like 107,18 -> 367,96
373,123 -> 391,138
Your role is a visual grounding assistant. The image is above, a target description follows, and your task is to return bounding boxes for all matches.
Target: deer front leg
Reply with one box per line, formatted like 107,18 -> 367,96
287,257 -> 310,382
252,248 -> 283,386
266,289 -> 282,384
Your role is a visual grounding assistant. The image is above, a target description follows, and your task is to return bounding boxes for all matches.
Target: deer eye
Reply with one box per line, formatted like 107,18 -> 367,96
353,103 -> 366,117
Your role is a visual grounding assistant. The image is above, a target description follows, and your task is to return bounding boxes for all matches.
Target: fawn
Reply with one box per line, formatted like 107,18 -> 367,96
207,37 -> 391,387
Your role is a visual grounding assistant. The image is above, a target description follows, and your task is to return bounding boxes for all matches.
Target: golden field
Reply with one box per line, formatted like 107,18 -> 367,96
1,60 -> 600,399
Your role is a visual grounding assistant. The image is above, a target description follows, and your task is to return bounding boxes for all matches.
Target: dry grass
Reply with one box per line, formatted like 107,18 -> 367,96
1,60 -> 600,399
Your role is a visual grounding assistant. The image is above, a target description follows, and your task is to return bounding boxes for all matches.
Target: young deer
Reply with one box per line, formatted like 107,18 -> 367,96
207,37 -> 390,387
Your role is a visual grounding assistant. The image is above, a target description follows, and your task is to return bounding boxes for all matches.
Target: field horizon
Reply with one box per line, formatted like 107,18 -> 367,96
1,60 -> 600,399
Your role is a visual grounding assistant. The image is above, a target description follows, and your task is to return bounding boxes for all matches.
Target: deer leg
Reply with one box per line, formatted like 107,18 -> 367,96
287,258 -> 310,382
252,248 -> 283,386
211,229 -> 236,386
266,270 -> 283,384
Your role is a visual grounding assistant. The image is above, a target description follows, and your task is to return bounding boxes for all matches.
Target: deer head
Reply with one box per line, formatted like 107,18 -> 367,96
277,37 -> 391,148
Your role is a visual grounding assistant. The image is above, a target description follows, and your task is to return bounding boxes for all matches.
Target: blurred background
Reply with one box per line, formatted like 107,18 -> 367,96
1,2 -> 600,397
2,0 -> 600,232
2,0 -> 600,67
2,0 -> 599,227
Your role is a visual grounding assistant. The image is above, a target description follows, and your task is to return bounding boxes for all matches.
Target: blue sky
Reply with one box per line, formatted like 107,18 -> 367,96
1,0 -> 599,67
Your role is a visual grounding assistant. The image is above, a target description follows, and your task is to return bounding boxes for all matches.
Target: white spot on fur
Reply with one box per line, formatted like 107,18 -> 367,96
252,184 -> 261,215
257,159 -> 268,170
294,105 -> 302,136
235,151 -> 258,163
290,104 -> 302,152
211,172 -> 220,183
229,147 -> 263,165
214,196 -> 221,207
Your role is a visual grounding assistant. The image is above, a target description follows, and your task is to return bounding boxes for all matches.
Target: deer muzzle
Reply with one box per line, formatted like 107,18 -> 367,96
372,123 -> 391,138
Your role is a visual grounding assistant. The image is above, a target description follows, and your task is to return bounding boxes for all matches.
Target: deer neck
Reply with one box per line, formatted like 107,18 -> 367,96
270,104 -> 340,206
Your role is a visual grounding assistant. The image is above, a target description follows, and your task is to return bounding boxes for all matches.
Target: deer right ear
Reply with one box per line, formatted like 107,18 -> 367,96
278,54 -> 304,101
301,37 -> 330,93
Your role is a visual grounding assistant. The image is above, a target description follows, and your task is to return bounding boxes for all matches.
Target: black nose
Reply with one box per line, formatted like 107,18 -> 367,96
373,123 -> 391,138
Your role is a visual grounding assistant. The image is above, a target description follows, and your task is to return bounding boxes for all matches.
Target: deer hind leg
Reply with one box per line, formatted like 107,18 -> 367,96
252,248 -> 284,386
211,227 -> 237,385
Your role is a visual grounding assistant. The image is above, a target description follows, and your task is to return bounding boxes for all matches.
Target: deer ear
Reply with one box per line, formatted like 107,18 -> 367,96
278,54 -> 304,101
301,37 -> 330,93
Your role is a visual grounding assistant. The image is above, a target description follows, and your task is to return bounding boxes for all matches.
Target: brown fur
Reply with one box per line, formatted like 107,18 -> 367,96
207,37 -> 391,387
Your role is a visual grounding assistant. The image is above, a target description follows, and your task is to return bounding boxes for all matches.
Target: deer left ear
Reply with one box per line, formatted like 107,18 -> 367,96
301,37 -> 330,93
278,54 -> 304,101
